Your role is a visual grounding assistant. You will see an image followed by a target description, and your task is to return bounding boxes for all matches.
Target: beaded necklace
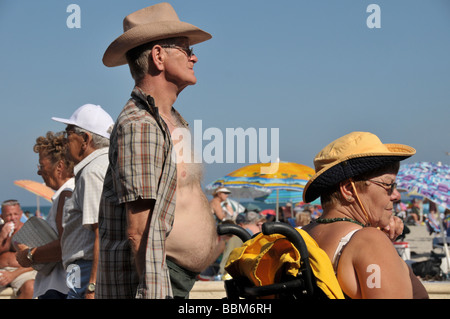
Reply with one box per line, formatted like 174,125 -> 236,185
316,217 -> 366,228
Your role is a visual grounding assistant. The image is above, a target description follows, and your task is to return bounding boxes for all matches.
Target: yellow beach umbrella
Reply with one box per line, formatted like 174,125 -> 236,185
14,180 -> 55,213
206,161 -> 315,221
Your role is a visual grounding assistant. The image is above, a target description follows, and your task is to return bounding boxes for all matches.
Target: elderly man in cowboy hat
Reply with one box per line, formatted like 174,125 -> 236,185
52,104 -> 114,299
98,3 -> 221,299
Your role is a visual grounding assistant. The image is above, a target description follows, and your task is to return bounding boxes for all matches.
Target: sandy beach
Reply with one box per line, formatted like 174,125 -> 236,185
404,222 -> 449,266
406,223 -> 437,261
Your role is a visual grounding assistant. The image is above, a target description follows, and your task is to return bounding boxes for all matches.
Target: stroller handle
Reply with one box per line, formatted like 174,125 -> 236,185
217,224 -> 252,242
262,222 -> 315,296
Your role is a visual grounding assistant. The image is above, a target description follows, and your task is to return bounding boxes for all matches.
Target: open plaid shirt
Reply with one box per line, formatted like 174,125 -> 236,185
97,87 -> 178,298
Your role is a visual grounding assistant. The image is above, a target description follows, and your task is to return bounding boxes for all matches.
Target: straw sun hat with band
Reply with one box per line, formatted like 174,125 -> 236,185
303,131 -> 416,205
103,2 -> 212,67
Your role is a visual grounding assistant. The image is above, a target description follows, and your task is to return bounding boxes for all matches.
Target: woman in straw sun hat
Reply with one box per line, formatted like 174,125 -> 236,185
302,131 -> 428,299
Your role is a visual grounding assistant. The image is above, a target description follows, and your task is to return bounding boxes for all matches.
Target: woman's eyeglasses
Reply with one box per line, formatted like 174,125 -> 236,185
368,180 -> 397,195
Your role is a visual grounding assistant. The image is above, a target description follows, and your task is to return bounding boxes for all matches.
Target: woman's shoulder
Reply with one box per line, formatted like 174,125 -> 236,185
347,226 -> 398,257
351,226 -> 394,244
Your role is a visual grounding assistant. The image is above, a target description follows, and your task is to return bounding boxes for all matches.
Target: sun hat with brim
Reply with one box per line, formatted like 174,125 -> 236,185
103,2 -> 212,67
303,132 -> 416,203
213,187 -> 231,195
52,104 -> 115,139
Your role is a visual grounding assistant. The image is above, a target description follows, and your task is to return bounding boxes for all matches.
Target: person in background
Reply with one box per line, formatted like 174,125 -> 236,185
0,200 -> 36,298
16,131 -> 75,299
282,203 -> 293,220
52,104 -> 114,299
295,211 -> 312,228
407,199 -> 421,225
302,131 -> 428,299
210,187 -> 236,222
310,205 -> 322,220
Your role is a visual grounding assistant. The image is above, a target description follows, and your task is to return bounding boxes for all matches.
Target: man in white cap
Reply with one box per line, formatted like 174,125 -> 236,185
52,104 -> 114,299
98,3 -> 220,299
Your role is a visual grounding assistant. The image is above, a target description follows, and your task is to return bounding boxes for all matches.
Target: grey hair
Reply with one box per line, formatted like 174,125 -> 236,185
125,37 -> 188,83
1,199 -> 20,210
73,126 -> 110,149
244,212 -> 261,224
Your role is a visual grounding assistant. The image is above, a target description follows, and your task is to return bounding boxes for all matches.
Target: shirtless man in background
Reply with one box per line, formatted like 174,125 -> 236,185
0,200 -> 36,299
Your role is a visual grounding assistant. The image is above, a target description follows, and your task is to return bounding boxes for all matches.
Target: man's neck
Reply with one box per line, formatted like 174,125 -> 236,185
137,79 -> 178,116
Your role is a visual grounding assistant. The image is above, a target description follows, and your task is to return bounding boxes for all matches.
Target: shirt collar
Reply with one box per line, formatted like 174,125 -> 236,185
74,148 -> 109,177
131,86 -> 189,128
51,177 -> 75,202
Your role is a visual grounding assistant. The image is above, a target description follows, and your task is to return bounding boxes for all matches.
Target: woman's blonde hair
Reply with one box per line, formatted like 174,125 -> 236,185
296,211 -> 311,227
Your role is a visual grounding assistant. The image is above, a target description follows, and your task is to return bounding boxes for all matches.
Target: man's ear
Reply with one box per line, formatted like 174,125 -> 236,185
81,132 -> 92,150
150,45 -> 166,71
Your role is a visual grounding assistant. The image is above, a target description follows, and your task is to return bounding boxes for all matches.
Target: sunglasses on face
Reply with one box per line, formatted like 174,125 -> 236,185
160,44 -> 194,58
368,180 -> 397,195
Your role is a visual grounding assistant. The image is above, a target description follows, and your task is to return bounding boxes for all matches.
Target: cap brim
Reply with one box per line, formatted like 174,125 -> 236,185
51,117 -> 75,126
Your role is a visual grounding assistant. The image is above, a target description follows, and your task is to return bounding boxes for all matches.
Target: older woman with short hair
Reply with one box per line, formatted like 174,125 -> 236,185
302,131 -> 428,299
16,131 -> 75,298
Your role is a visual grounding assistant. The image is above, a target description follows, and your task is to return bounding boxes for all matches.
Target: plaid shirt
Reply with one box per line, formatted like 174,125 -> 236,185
97,87 -> 178,298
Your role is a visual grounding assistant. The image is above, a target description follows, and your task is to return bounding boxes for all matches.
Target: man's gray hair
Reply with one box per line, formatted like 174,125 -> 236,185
245,211 -> 261,224
1,199 -> 20,210
73,126 -> 111,149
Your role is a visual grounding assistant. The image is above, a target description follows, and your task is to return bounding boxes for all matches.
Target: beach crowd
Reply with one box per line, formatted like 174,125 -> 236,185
0,3 -> 438,299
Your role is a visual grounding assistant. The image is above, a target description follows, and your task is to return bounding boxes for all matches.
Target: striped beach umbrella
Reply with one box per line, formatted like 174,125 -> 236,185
206,162 -> 315,220
396,162 -> 449,210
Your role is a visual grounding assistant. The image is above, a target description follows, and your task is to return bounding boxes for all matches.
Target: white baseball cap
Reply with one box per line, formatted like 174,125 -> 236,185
52,104 -> 114,139
213,187 -> 231,195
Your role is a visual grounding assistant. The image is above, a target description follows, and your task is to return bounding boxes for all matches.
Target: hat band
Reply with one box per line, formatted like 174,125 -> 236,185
350,179 -> 370,225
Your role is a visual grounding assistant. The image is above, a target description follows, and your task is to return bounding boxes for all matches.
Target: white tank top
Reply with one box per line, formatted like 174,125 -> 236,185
331,229 -> 360,273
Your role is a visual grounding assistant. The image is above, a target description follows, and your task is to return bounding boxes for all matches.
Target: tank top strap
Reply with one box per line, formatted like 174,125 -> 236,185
332,229 -> 360,273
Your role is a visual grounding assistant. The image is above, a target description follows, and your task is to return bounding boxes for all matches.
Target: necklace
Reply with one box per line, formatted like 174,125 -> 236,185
316,217 -> 366,227
159,112 -> 177,127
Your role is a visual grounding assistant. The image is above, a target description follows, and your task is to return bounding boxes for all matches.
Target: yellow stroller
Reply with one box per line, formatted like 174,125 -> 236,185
217,222 -> 344,299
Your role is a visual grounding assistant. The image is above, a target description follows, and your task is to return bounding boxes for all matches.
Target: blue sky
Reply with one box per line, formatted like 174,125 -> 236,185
1,0 -> 449,206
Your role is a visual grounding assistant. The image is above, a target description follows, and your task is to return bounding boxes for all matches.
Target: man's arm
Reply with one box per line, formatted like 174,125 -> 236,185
0,224 -> 14,253
85,224 -> 99,299
0,266 -> 34,287
126,199 -> 155,277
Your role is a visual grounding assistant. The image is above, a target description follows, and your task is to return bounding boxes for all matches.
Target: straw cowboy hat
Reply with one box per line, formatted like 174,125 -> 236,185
103,2 -> 212,67
303,132 -> 416,203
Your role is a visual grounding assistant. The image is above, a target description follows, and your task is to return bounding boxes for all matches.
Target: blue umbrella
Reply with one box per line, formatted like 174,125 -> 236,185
396,162 -> 449,210
396,161 -> 450,274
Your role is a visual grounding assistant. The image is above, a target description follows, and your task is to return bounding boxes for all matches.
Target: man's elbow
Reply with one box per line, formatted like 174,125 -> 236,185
127,229 -> 142,254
